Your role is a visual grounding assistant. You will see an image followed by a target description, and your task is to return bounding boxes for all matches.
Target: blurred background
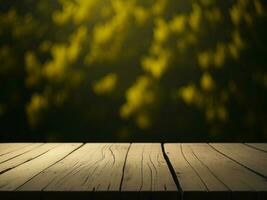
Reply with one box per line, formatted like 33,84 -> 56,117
0,0 -> 267,142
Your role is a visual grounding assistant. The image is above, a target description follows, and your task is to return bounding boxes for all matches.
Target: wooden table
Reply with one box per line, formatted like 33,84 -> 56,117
0,143 -> 266,199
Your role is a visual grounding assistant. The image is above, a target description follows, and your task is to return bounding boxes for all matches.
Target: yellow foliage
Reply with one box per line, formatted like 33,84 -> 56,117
53,0 -> 100,24
232,30 -> 244,49
26,94 -> 48,127
53,1 -> 75,25
68,26 -> 87,62
134,6 -> 149,25
25,52 -> 39,73
93,73 -> 117,95
152,0 -> 166,15
179,84 -> 197,105
25,52 -> 41,87
189,3 -> 202,31
2,0 -> 265,135
154,18 -> 169,43
43,45 -> 68,80
42,26 -> 87,81
170,15 -> 186,33
39,41 -> 52,52
254,0 -> 264,16
120,76 -> 155,118
93,23 -> 114,45
214,43 -> 225,67
200,72 -> 215,91
74,0 -> 97,23
230,5 -> 241,25
228,43 -> 239,59
142,49 -> 170,79
228,30 -> 244,60
85,1 -> 131,63
198,51 -> 211,69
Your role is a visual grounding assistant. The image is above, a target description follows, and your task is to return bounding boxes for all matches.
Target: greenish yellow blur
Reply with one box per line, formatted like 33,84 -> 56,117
0,0 -> 267,141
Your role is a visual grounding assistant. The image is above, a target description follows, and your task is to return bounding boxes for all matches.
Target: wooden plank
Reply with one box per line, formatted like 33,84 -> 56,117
0,143 -> 82,191
0,143 -> 42,163
180,144 -> 229,191
0,143 -> 59,174
210,143 -> 267,177
0,143 -> 44,164
19,143 -> 130,191
0,143 -> 32,157
165,143 -> 231,200
164,143 -> 207,193
245,143 -> 267,152
121,143 -> 177,192
0,142 -> 266,199
165,143 -> 267,199
189,143 -> 267,200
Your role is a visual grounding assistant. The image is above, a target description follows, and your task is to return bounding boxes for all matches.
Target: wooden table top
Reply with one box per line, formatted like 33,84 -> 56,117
0,143 -> 266,200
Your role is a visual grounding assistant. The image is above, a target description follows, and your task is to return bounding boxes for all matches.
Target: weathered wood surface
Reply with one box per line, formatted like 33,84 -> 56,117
245,143 -> 267,152
121,143 -> 177,191
0,143 -> 266,200
0,143 -> 82,191
210,143 -> 267,177
19,143 -> 129,191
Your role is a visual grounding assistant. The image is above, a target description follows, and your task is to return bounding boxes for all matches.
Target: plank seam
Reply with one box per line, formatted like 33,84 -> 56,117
190,146 -> 231,191
181,144 -> 209,191
161,143 -> 182,199
0,144 -> 31,157
243,143 -> 267,153
119,143 -> 131,191
0,143 -> 45,165
208,143 -> 267,180
14,143 -> 85,191
0,147 -> 57,175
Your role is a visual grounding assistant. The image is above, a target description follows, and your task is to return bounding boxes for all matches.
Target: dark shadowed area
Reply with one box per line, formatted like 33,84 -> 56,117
0,0 -> 267,142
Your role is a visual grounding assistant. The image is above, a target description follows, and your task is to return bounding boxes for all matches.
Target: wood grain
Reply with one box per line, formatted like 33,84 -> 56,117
19,143 -> 130,191
245,143 -> 267,152
0,143 -> 82,191
0,143 -> 30,156
164,143 -> 207,193
121,143 -> 177,192
165,143 -> 267,200
0,143 -> 43,164
0,143 -> 58,174
210,143 -> 267,177
190,144 -> 267,191
0,143 -> 266,200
